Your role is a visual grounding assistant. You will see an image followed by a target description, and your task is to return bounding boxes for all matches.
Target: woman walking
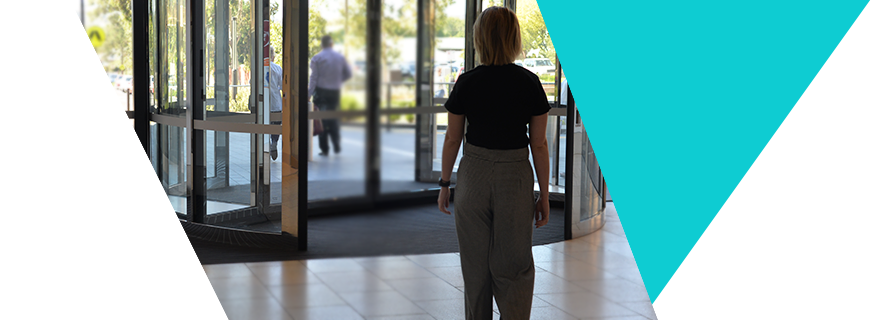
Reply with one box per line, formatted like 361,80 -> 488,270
437,6 -> 551,320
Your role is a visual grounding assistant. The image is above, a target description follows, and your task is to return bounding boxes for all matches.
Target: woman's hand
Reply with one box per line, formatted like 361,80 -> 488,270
438,187 -> 452,215
535,196 -> 550,228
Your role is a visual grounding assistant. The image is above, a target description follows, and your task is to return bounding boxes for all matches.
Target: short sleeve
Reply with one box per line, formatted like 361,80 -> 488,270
531,76 -> 551,116
444,81 -> 465,115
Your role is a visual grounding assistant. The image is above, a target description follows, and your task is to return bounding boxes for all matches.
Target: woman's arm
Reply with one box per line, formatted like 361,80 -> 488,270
438,112 -> 466,214
529,113 -> 551,227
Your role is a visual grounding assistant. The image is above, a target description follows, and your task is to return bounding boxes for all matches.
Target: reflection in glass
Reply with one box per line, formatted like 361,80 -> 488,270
516,0 -> 556,103
308,0 -> 367,201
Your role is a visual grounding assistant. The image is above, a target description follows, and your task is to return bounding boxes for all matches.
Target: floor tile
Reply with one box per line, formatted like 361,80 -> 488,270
132,269 -> 202,292
533,271 -> 587,294
141,290 -> 215,317
536,291 -> 641,319
315,270 -> 394,293
12,277 -> 72,300
76,305 -> 148,320
529,306 -> 578,320
73,283 -> 142,309
544,241 -> 601,255
425,266 -> 465,287
535,260 -> 619,282
338,291 -> 427,317
301,258 -> 365,274
248,262 -> 321,287
209,275 -> 273,300
267,283 -> 347,309
414,299 -> 466,320
406,253 -> 461,268
618,301 -> 658,320
364,314 -> 435,320
576,251 -> 640,270
286,305 -> 365,320
203,263 -> 253,279
362,259 -> 438,280
12,298 -> 74,320
218,298 -> 293,320
573,278 -> 651,303
532,246 -> 572,262
386,277 -> 464,301
70,269 -> 135,286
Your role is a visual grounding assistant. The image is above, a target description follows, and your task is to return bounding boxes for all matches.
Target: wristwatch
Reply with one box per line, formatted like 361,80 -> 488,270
438,177 -> 451,188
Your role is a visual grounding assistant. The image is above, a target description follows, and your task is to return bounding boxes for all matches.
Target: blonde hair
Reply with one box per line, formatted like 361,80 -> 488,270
473,6 -> 522,66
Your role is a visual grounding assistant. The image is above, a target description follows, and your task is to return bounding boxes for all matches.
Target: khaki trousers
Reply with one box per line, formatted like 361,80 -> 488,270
455,143 -> 536,320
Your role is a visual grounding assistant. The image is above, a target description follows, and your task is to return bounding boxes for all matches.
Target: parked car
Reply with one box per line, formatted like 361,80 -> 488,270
34,76 -> 49,91
15,78 -> 43,95
522,58 -> 555,76
116,76 -> 132,93
116,75 -> 133,93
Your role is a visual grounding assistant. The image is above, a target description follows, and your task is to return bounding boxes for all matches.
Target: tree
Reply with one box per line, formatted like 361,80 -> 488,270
517,0 -> 555,62
90,0 -> 132,73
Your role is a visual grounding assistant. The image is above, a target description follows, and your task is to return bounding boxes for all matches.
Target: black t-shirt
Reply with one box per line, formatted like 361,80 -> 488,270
444,64 -> 551,150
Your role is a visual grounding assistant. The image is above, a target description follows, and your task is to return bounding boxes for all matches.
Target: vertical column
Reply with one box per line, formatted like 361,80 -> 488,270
213,0 -> 231,189
366,0 -> 381,199
505,0 -> 516,11
464,0 -> 478,71
133,0 -> 150,157
187,0 -> 207,223
251,0 -> 266,208
563,83 -> 575,240
414,0 -> 435,181
282,0 -> 307,250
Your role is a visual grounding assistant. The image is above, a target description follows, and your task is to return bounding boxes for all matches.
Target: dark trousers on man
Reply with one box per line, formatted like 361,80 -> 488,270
314,87 -> 341,154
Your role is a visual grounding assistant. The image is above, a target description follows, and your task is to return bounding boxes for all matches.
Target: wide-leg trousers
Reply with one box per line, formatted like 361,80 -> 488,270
455,142 -> 536,320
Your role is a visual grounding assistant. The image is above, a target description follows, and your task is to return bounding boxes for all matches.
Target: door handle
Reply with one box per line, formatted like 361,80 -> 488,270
73,72 -> 83,145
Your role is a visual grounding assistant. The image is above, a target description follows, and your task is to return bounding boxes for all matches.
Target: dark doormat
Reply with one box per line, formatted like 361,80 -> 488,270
191,203 -> 565,265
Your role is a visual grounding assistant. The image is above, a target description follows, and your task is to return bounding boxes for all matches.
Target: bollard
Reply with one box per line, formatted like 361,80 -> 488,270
15,106 -> 34,168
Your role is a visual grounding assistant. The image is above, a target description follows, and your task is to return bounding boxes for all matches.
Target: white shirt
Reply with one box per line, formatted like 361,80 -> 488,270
269,62 -> 283,112
308,47 -> 352,97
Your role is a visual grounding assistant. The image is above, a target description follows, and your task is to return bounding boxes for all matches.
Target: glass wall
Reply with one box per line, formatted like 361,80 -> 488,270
307,0 -> 369,202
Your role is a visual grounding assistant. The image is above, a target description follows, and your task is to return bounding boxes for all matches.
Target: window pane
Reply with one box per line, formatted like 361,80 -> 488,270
516,0 -> 556,104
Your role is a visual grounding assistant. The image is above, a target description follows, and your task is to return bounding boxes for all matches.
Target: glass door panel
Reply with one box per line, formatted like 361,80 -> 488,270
307,0 -> 368,202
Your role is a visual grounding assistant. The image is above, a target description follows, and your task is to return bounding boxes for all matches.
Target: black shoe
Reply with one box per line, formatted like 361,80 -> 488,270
319,151 -> 329,157
334,147 -> 341,154
270,149 -> 278,161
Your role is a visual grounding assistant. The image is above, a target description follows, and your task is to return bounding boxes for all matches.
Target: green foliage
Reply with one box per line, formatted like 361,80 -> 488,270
518,0 -> 555,62
340,94 -> 364,111
90,0 -> 132,73
230,90 -> 251,112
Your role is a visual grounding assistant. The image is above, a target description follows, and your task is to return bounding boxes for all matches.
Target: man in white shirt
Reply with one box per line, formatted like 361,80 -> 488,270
269,46 -> 283,160
309,35 -> 352,156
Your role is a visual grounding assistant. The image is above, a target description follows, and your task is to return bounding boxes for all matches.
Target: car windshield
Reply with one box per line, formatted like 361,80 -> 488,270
536,60 -> 552,66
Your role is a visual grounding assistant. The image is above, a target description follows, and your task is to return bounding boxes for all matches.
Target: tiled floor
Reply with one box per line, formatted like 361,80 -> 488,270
203,205 -> 656,320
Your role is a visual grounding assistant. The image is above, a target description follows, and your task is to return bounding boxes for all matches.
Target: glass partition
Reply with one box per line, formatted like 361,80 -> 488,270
307,0 -> 368,202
